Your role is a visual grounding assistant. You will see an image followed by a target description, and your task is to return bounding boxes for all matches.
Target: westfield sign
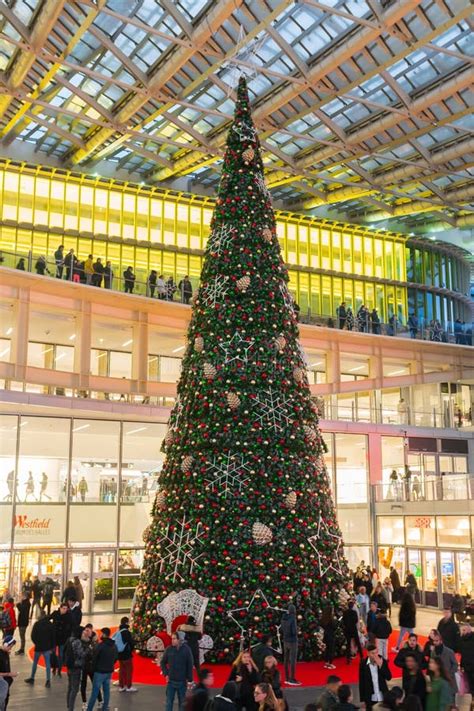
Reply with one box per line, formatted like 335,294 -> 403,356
14,515 -> 52,534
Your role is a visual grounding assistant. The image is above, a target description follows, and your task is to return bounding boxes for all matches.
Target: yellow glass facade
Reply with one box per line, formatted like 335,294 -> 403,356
0,162 -> 410,320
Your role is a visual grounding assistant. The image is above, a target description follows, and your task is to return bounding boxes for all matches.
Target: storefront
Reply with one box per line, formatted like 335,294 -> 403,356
377,515 -> 473,608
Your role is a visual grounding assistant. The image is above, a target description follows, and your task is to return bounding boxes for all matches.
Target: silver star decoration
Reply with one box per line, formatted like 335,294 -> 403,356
200,275 -> 230,308
255,172 -> 270,199
219,332 -> 255,366
170,396 -> 184,428
280,283 -> 296,314
207,224 -> 236,256
221,26 -> 267,95
228,588 -> 286,652
307,514 -> 344,578
254,389 -> 294,431
232,121 -> 257,142
204,452 -> 253,498
157,517 -> 204,582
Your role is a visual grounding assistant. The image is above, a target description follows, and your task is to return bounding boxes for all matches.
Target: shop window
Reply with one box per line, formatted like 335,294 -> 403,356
337,507 -> 370,543
345,546 -> 371,570
71,419 -> 119,505
405,516 -> 436,547
109,351 -> 132,379
457,551 -> 472,597
378,546 -> 405,582
377,516 -> 404,545
436,516 -> 470,548
160,356 -> 182,382
0,415 -> 17,546
335,433 -> 367,503
298,225 -> 308,267
117,549 -> 144,609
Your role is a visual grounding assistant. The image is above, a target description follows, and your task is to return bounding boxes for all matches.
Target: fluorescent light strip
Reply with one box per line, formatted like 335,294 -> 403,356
6,328 -> 12,336
172,345 -> 185,353
0,348 -> 9,358
387,369 -> 407,376
69,334 -> 76,341
126,426 -> 148,435
19,421 -> 28,427
122,339 -> 133,347
72,424 -> 90,433
55,353 -> 66,361
348,365 -> 366,373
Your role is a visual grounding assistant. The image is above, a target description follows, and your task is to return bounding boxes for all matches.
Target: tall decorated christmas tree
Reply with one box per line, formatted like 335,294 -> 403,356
132,77 -> 348,661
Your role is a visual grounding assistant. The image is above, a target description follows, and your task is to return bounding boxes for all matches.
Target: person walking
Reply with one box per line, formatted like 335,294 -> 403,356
41,578 -> 54,616
113,616 -> 136,693
342,600 -> 363,663
86,627 -> 117,711
50,602 -> 72,677
393,592 -> 416,652
437,608 -> 459,652
321,606 -> 337,670
422,630 -> 458,692
356,586 -> 370,625
54,245 -> 64,279
178,275 -> 193,304
161,631 -> 194,711
281,602 -> 301,685
317,675 -> 342,711
426,657 -> 454,711
389,566 -> 401,603
373,608 -> 392,660
359,644 -> 392,711
30,577 -> 42,620
67,599 -> 82,633
15,592 -> 30,655
73,577 -> 84,608
24,612 -> 55,687
65,626 -> 87,711
213,680 -> 238,711
394,633 -> 425,686
457,622 -> 474,695
187,668 -> 214,711
381,579 -> 393,617
80,625 -> 102,709
1,600 -> 15,641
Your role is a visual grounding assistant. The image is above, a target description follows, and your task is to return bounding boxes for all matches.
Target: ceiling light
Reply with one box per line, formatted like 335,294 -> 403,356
122,339 -> 133,347
309,361 -> 323,367
69,334 -> 76,341
348,365 -> 366,372
0,348 -> 9,358
126,426 -> 148,435
387,369 -> 407,376
172,345 -> 185,353
6,327 -> 12,336
19,421 -> 28,427
55,353 -> 66,361
72,424 -> 90,433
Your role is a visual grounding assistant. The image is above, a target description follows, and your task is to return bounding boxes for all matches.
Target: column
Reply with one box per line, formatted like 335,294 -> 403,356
11,286 -> 30,381
132,312 -> 149,390
74,300 -> 92,387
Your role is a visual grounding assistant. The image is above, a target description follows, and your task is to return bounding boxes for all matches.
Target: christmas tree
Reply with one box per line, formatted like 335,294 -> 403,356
132,77 -> 348,661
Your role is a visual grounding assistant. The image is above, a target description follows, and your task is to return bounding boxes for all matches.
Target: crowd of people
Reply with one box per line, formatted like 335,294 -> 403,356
1,565 -> 473,710
15,246 -> 194,303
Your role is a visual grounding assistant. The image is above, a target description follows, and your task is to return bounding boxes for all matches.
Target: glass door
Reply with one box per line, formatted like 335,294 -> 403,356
92,551 -> 115,613
117,549 -> 143,611
11,551 -> 39,598
423,550 -> 439,607
67,552 -> 92,613
39,551 -> 63,608
456,551 -> 472,598
422,455 -> 436,500
440,551 -> 456,608
407,549 -> 422,604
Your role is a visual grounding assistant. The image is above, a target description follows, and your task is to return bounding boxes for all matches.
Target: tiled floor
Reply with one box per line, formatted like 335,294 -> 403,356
5,606 -> 445,710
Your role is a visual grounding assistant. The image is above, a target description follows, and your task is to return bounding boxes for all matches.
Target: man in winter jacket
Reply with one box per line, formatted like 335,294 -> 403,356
342,600 -> 363,663
15,593 -> 30,654
457,623 -> 474,694
422,630 -> 458,691
1,600 -> 16,639
359,644 -> 392,710
65,626 -> 88,711
373,610 -> 392,660
30,577 -> 42,620
114,616 -> 137,692
394,633 -> 425,686
86,627 -> 118,711
67,599 -> 82,632
437,608 -> 460,652
281,603 -> 301,685
317,675 -> 342,711
161,631 -> 194,711
50,602 -> 72,676
24,613 -> 55,687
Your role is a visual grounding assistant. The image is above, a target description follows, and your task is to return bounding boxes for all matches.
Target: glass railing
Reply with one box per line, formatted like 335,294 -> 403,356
373,474 -> 473,503
323,402 -> 472,430
1,247 -> 471,344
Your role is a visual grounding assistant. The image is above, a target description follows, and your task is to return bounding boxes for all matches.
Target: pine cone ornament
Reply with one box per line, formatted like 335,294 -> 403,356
194,336 -> 204,352
226,392 -> 241,410
252,521 -> 273,545
181,456 -> 193,473
275,335 -> 286,351
284,491 -> 297,508
164,429 -> 174,446
142,525 -> 151,543
303,425 -> 317,443
155,490 -> 166,509
203,362 -> 217,379
242,147 -> 255,162
262,227 -> 273,243
236,275 -> 251,292
293,366 -> 304,383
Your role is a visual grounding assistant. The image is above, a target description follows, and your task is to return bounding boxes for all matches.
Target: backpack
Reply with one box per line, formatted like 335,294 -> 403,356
112,629 -> 128,654
0,610 -> 11,630
63,638 -> 76,669
43,582 -> 53,598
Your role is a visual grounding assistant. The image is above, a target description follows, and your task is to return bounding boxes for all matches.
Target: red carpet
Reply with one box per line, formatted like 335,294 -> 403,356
28,630 -> 428,688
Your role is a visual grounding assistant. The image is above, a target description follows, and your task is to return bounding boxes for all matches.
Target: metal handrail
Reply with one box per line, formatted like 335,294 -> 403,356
373,474 -> 473,503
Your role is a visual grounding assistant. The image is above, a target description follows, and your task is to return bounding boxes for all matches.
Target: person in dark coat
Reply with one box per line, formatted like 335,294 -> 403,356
0,635 -> 17,708
359,644 -> 392,710
401,654 -> 426,708
24,613 -> 55,686
422,630 -> 458,691
389,567 -> 401,603
251,634 -> 274,674
337,302 -> 347,330
50,602 -> 72,677
67,600 -> 82,632
92,258 -> 104,287
367,601 -> 378,637
147,270 -> 157,298
393,592 -> 416,651
16,258 -> 25,270
35,256 -> 49,275
178,615 -> 202,674
62,581 -> 77,604
15,592 -> 30,655
85,627 -> 118,711
228,649 -> 259,711
437,609 -> 459,652
123,266 -> 135,294
214,680 -> 238,711
321,607 -> 337,669
334,684 -> 358,710
30,577 -> 42,620
188,668 -> 214,711
281,602 -> 300,684
178,275 -> 193,304
114,616 -> 136,692
373,610 -> 392,660
80,625 -> 102,707
161,631 -> 194,711
457,622 -> 474,694
104,261 -> 113,289
261,655 -> 284,703
342,600 -> 363,663
394,634 -> 425,685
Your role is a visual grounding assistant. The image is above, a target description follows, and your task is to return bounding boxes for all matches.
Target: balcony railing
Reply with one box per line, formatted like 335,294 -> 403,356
374,474 -> 474,503
1,247 -> 472,345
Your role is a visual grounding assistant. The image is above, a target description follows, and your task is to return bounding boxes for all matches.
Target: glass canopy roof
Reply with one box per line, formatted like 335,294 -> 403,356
0,0 -> 472,232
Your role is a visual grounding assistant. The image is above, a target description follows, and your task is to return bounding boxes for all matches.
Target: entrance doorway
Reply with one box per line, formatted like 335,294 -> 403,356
67,551 -> 91,613
11,550 -> 63,603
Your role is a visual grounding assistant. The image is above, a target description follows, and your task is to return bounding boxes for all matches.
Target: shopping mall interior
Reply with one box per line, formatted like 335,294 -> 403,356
0,0 -> 473,625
